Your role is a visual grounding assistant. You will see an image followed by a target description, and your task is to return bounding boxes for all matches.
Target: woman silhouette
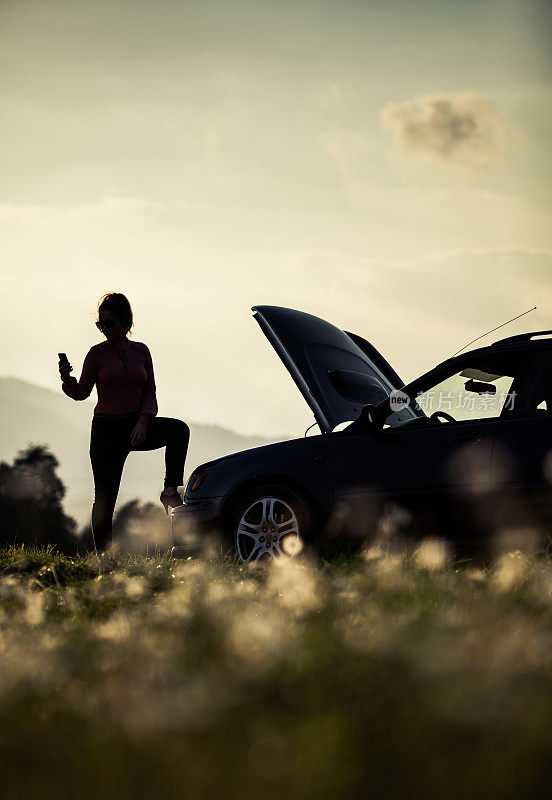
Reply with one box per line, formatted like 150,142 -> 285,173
58,292 -> 189,551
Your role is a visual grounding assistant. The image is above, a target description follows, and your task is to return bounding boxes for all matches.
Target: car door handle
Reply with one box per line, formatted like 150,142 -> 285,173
450,431 -> 482,445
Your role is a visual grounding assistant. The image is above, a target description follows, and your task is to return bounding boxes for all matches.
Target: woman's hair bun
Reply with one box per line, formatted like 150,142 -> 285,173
97,292 -> 134,336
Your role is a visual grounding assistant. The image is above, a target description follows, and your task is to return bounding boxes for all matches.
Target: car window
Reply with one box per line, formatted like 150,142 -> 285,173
525,353 -> 552,416
383,351 -> 527,429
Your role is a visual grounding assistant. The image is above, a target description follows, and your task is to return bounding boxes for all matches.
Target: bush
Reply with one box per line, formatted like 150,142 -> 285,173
0,444 -> 78,552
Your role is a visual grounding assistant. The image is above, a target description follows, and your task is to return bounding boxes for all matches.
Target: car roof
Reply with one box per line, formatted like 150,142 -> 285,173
419,330 -> 552,379
490,329 -> 552,347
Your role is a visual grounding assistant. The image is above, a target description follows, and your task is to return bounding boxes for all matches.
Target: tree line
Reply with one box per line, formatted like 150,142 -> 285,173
0,444 -> 164,553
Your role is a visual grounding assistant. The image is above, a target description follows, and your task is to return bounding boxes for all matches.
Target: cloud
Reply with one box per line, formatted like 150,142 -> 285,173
319,127 -> 366,181
319,81 -> 345,110
380,92 -> 505,166
204,123 -> 221,166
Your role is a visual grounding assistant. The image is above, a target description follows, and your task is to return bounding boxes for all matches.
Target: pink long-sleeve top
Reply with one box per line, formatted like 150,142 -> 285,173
62,340 -> 158,425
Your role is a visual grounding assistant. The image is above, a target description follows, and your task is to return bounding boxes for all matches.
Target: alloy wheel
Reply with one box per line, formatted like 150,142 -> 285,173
235,495 -> 302,564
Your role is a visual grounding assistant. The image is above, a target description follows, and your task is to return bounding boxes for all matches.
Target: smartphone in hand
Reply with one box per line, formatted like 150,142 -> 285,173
58,352 -> 73,380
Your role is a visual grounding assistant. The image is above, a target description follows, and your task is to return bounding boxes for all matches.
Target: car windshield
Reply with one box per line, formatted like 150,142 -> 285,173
382,351 -> 526,429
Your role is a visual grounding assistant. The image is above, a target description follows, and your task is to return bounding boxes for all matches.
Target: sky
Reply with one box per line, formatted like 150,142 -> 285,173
1,0 -> 551,436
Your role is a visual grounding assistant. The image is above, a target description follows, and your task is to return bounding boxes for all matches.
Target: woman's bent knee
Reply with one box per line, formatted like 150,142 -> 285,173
175,419 -> 190,438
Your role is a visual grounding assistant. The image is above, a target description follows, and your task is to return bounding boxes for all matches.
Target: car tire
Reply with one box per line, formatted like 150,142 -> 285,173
226,483 -> 314,565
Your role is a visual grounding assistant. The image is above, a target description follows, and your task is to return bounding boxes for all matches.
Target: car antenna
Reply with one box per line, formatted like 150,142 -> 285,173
450,306 -> 537,357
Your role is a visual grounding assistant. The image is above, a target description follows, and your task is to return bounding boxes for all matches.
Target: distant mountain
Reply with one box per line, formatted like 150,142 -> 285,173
0,376 -> 289,529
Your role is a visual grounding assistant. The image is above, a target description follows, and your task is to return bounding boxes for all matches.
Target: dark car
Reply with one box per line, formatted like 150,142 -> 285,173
172,306 -> 552,563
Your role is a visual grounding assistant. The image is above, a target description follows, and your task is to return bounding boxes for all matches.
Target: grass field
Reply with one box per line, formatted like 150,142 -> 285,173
1,541 -> 551,799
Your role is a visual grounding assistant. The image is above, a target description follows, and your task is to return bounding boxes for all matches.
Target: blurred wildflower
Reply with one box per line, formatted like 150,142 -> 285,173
266,558 -> 322,615
491,550 -> 531,593
226,607 -> 290,673
413,538 -> 450,571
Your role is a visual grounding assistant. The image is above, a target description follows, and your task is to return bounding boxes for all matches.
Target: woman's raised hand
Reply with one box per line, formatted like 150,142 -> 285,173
58,353 -> 73,383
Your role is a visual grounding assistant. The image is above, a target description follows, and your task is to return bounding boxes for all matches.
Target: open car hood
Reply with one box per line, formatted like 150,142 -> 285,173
252,305 -> 403,433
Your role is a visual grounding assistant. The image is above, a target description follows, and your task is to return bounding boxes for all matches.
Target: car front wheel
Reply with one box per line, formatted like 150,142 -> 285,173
227,484 -> 313,565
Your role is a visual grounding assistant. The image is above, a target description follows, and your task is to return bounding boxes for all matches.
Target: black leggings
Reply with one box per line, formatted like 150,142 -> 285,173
89,413 -> 190,550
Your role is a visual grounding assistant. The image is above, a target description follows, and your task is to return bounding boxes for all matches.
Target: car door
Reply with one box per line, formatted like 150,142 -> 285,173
333,349 -> 530,547
490,349 -> 552,547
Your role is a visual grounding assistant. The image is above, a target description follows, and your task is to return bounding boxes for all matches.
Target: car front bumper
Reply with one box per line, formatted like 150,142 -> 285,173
170,497 -> 225,553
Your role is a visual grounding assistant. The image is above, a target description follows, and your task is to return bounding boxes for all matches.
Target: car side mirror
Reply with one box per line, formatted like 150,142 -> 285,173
464,379 -> 496,395
347,401 -> 386,434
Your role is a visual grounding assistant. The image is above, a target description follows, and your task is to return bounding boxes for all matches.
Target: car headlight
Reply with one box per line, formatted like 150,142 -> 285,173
187,470 -> 208,493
